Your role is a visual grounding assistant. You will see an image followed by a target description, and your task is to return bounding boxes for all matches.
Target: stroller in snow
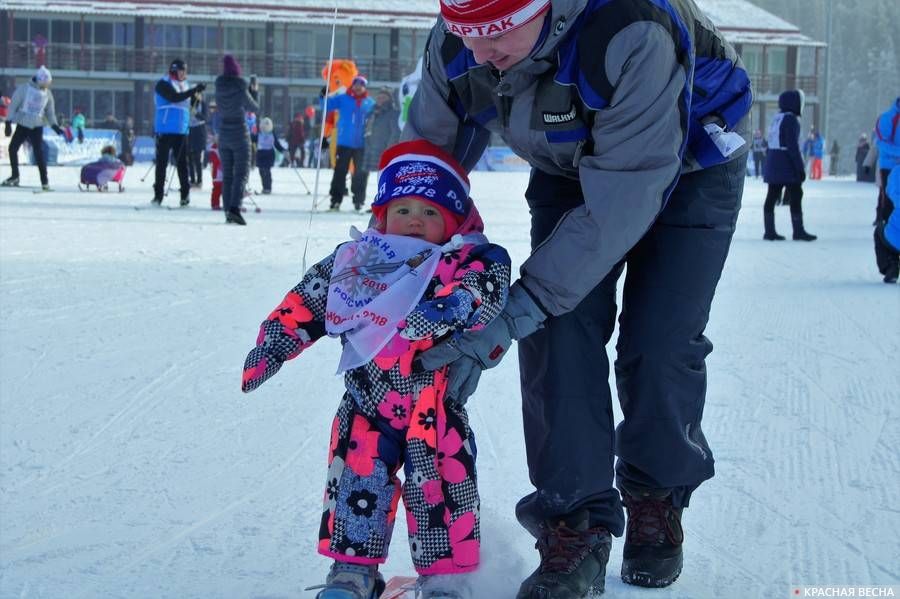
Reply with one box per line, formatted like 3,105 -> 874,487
79,145 -> 126,192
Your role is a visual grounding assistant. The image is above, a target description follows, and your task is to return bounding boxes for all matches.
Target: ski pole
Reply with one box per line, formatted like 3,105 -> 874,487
164,137 -> 187,197
139,160 -> 155,182
292,166 -> 312,195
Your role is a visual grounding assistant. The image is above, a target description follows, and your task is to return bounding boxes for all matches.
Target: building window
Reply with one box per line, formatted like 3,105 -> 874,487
114,23 -> 134,46
740,45 -> 762,75
13,17 -> 29,42
164,24 -> 184,48
30,19 -> 49,39
94,22 -> 113,45
52,20 -> 72,44
224,27 -> 245,52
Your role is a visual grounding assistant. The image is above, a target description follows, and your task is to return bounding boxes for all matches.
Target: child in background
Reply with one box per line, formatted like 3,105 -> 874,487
79,144 -> 125,191
255,117 -> 286,194
208,140 -> 223,210
72,109 -> 86,144
241,140 -> 512,599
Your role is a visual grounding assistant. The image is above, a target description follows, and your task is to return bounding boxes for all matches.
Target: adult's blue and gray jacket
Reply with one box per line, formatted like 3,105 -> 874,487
154,77 -> 198,135
322,91 -> 375,149
875,97 -> 900,170
764,90 -> 805,186
402,0 -> 752,316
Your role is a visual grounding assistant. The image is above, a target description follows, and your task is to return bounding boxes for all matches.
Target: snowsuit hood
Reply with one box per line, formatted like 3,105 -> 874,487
778,90 -> 803,117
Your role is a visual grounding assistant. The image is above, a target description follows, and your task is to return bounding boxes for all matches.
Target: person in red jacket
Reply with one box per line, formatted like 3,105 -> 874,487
208,141 -> 223,210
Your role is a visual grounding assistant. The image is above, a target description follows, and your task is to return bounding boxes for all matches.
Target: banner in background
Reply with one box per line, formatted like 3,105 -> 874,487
133,136 -> 156,163
42,128 -> 120,165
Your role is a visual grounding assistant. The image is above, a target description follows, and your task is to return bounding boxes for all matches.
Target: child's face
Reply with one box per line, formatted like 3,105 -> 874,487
384,197 -> 446,244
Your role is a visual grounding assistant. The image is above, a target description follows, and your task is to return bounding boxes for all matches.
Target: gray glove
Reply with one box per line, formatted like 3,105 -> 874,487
416,281 -> 547,406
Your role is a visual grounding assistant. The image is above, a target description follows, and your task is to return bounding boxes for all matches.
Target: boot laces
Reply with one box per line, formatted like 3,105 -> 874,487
536,522 -> 607,574
624,495 -> 683,546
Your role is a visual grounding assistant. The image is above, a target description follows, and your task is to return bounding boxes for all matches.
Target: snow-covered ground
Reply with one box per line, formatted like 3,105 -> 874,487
1,165 -> 898,599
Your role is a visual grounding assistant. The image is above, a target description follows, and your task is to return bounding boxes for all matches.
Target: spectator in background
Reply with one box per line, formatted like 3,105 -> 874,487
322,75 -> 375,211
188,93 -> 208,188
2,66 -> 67,192
874,97 -> 900,223
215,54 -> 258,225
855,133 -> 871,182
872,97 -> 900,282
360,87 -> 401,211
763,90 -> 816,241
255,116 -> 286,194
751,129 -> 767,178
72,108 -> 86,144
151,58 -> 205,207
100,112 -> 119,130
285,112 -> 306,168
119,115 -> 136,166
828,139 -> 840,176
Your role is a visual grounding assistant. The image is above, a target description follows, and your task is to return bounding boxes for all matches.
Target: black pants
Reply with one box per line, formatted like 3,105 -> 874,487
876,168 -> 892,222
187,149 -> 203,185
514,159 -> 744,538
753,152 -> 765,178
764,182 -> 804,216
329,145 -> 369,208
259,166 -> 272,192
8,125 -> 48,185
874,176 -> 898,278
154,134 -> 189,200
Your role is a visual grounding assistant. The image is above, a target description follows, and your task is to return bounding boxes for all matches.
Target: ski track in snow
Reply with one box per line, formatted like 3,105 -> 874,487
1,166 -> 899,598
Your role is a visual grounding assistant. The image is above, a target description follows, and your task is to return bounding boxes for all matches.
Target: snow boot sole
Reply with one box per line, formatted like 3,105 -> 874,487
621,553 -> 682,588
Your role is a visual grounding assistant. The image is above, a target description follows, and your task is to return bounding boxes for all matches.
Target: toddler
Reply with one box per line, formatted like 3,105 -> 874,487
242,140 -> 511,599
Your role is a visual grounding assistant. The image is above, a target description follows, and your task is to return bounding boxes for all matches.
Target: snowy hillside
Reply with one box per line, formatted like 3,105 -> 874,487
1,166 -> 898,598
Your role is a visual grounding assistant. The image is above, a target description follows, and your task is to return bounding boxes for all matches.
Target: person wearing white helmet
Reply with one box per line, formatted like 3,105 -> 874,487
255,116 -> 286,194
3,66 -> 68,191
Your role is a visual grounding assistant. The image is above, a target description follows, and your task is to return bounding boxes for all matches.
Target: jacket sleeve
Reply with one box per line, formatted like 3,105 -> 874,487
782,115 -> 806,179
273,136 -> 286,152
44,91 -> 59,128
400,25 -> 492,172
7,86 -> 24,124
519,21 -> 686,316
243,86 -> 260,114
241,253 -> 334,392
401,243 -> 511,341
154,79 -> 195,103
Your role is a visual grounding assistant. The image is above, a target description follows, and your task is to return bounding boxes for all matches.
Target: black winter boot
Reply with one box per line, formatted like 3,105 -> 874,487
225,209 -> 246,225
621,488 -> 684,588
791,214 -> 817,241
517,509 -> 611,598
763,212 -> 785,240
874,224 -> 899,283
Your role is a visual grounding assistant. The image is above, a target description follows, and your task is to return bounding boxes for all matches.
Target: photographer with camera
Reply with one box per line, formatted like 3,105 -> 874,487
150,58 -> 205,207
214,55 -> 259,225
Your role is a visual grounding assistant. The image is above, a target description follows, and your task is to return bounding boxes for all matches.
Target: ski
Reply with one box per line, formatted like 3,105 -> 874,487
382,576 -> 417,599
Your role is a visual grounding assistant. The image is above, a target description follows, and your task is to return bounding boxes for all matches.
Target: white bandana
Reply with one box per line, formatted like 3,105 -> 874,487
325,227 -> 484,372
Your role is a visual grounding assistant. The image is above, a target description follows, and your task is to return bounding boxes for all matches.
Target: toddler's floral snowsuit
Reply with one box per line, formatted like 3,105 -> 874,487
242,237 -> 510,575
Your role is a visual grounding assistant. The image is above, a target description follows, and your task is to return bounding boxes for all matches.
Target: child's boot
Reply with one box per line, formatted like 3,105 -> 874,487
311,561 -> 384,599
416,574 -> 473,598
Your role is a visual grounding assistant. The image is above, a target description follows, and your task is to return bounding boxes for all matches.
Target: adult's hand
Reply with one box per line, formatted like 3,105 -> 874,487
416,282 -> 546,405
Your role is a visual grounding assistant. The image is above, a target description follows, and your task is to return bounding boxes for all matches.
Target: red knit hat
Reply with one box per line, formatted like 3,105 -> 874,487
440,0 -> 551,38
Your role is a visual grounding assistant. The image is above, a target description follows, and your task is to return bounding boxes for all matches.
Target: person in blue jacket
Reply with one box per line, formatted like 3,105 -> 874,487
873,97 -> 900,283
763,90 -> 816,241
323,75 -> 375,211
151,59 -> 205,206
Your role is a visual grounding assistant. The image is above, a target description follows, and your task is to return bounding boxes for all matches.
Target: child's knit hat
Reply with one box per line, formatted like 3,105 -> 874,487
259,117 -> 273,133
371,140 -> 471,238
35,66 -> 52,84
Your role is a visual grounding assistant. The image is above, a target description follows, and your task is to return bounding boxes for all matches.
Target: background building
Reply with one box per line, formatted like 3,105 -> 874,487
1,0 -> 824,139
